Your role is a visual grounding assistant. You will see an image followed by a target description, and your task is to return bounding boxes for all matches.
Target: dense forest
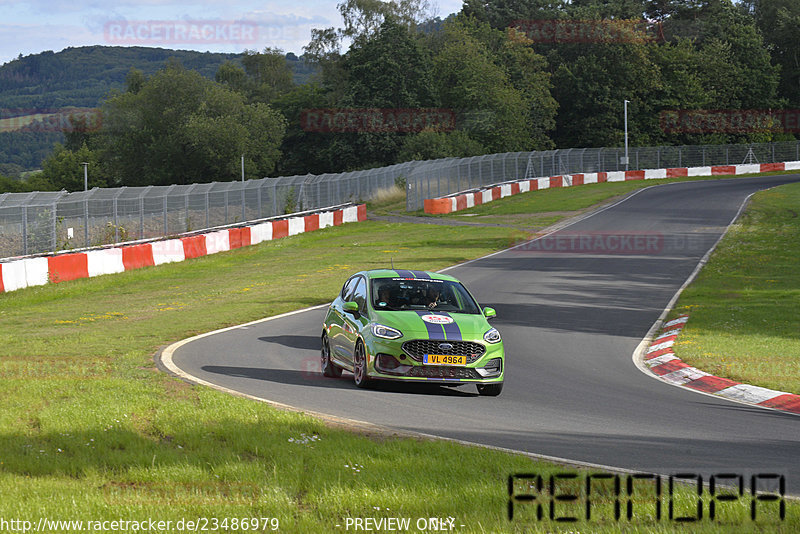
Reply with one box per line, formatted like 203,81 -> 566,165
1,0 -> 798,194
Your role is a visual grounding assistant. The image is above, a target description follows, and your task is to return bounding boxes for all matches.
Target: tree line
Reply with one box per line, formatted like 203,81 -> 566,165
1,0 -> 798,194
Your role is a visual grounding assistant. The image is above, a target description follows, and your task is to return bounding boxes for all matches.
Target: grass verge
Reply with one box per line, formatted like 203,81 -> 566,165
669,181 -> 800,395
1,181 -> 797,532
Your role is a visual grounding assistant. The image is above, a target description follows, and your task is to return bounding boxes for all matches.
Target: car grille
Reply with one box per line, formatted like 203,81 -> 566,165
406,366 -> 482,379
401,339 -> 485,364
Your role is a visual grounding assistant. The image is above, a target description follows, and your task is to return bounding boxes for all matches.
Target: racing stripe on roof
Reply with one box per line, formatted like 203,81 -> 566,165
394,269 -> 415,278
437,312 -> 462,341
410,270 -> 430,279
415,311 -> 446,340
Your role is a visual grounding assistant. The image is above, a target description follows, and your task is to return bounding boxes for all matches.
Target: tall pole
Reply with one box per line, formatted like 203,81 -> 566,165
623,100 -> 630,171
241,155 -> 245,221
81,162 -> 89,191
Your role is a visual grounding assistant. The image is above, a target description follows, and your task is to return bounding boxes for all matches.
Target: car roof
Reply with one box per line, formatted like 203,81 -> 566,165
362,269 -> 459,282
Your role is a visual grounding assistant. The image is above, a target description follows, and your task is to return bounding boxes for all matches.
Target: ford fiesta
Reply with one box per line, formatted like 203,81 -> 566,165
321,269 -> 504,396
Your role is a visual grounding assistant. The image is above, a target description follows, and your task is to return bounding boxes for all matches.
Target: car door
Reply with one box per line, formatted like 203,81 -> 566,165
340,275 -> 369,365
330,276 -> 359,363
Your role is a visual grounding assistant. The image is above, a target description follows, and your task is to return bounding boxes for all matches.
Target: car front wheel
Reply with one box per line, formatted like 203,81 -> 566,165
353,341 -> 371,388
321,333 -> 342,378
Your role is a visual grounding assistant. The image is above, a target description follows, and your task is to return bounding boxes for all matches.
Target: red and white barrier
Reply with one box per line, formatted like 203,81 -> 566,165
644,315 -> 800,415
0,204 -> 367,294
250,222 -> 273,244
86,248 -> 125,277
288,217 -> 305,237
152,239 -> 185,266
424,161 -> 800,214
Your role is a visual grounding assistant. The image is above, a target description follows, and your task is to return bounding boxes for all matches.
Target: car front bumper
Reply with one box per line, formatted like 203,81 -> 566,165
366,337 -> 505,384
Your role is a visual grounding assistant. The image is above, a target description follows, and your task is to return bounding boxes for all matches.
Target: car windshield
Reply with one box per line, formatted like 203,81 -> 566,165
371,278 -> 481,314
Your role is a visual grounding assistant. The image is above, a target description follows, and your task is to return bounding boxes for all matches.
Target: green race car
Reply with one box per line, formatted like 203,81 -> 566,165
321,269 -> 505,396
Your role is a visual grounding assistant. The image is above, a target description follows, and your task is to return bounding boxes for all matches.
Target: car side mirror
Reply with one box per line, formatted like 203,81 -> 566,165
483,307 -> 496,319
343,301 -> 360,314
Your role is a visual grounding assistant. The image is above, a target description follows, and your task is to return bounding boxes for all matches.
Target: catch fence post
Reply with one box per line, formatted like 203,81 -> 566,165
114,196 -> 119,242
84,198 -> 89,247
22,205 -> 28,255
51,202 -> 57,252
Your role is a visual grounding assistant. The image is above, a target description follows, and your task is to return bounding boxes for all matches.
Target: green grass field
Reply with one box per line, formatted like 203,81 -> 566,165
669,181 -> 800,395
1,177 -> 797,533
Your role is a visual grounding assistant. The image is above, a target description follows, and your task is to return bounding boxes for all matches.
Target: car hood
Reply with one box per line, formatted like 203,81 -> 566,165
371,309 -> 491,340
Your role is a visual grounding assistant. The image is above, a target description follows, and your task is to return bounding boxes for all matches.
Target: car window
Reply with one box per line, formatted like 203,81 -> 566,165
353,277 -> 368,313
341,277 -> 359,301
371,278 -> 480,314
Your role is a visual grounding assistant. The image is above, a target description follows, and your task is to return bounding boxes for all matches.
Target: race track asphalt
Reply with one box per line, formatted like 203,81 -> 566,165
168,175 -> 800,493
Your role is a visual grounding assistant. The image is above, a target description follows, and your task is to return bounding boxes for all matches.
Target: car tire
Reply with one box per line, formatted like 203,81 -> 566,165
477,382 -> 503,396
353,341 -> 371,388
321,333 -> 342,378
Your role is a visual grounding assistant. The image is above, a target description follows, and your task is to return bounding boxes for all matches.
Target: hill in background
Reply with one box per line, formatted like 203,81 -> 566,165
0,45 -> 313,109
0,46 -> 315,173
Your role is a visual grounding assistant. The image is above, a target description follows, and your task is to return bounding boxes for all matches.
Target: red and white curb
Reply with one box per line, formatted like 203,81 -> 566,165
423,161 -> 800,214
644,315 -> 800,415
0,204 -> 366,294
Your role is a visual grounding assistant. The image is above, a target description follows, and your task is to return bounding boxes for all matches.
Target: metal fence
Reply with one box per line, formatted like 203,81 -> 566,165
405,140 -> 800,210
2,140 -> 799,258
0,165 -> 419,258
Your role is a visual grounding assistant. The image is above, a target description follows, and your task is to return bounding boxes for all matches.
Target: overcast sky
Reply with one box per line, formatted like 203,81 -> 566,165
0,0 -> 463,65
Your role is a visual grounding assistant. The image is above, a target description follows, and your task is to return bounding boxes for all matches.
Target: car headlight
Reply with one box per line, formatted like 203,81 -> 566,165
372,323 -> 403,339
483,327 -> 501,344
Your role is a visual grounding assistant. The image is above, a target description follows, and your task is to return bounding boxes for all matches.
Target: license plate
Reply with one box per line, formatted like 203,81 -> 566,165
423,354 -> 466,366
